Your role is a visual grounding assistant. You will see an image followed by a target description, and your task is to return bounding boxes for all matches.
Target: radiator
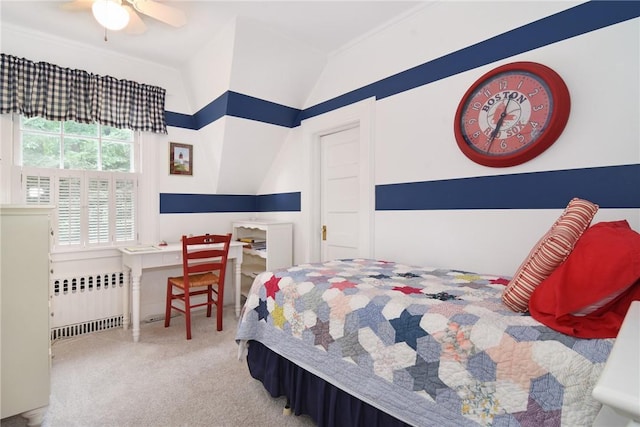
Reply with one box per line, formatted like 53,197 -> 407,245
50,272 -> 125,341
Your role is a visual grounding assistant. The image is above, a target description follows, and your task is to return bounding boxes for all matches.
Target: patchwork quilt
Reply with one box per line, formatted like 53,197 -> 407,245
236,259 -> 612,426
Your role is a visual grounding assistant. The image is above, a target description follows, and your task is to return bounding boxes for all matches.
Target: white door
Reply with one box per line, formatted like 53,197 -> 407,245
320,126 -> 361,261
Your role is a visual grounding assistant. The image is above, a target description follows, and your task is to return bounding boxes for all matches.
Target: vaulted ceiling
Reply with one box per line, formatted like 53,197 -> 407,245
1,1 -> 425,68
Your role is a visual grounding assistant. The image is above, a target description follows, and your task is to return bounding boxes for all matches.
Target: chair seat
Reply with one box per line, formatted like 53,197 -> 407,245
168,272 -> 220,289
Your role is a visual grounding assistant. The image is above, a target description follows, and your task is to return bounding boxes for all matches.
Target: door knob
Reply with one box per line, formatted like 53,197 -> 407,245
322,225 -> 327,241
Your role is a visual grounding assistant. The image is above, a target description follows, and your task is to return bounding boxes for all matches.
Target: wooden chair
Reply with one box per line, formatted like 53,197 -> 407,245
164,233 -> 232,339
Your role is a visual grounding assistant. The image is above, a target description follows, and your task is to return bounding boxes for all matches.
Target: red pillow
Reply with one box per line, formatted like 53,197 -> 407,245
529,220 -> 640,338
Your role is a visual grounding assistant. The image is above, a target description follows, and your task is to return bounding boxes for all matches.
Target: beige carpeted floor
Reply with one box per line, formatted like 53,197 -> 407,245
1,308 -> 315,427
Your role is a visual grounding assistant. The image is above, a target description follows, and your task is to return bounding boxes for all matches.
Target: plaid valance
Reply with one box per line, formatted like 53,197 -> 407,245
0,53 -> 167,134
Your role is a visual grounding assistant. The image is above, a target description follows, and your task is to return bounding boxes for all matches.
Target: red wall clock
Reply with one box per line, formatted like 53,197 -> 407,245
454,61 -> 571,167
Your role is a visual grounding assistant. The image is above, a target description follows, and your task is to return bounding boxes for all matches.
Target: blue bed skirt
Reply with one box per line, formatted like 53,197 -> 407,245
246,340 -> 411,427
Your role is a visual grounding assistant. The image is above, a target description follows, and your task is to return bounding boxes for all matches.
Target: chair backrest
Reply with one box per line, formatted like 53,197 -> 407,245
181,233 -> 232,288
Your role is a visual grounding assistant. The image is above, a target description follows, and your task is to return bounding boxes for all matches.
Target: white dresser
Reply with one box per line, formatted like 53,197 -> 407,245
1,205 -> 52,425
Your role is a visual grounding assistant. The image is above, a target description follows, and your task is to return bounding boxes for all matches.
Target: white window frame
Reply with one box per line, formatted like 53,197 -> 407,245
11,114 -> 140,253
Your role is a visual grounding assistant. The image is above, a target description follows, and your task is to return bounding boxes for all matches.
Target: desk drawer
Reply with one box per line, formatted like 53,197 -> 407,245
139,252 -> 183,269
162,253 -> 182,265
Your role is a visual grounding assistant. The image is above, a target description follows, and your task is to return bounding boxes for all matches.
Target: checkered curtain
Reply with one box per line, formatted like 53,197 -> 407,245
0,53 -> 167,134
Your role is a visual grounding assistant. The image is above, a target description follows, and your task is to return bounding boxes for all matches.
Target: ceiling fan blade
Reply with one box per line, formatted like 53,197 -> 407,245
128,0 -> 187,28
123,5 -> 147,34
60,0 -> 94,11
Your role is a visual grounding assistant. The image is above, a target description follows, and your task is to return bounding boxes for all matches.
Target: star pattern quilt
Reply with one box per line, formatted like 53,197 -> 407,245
236,259 -> 612,426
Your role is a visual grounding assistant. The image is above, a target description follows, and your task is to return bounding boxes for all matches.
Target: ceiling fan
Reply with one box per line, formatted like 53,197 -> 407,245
61,0 -> 187,35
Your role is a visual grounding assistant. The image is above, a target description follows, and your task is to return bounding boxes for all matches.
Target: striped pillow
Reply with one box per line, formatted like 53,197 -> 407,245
502,198 -> 599,312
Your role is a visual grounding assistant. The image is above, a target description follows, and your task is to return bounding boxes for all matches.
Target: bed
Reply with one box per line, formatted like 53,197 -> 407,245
235,258 -> 614,427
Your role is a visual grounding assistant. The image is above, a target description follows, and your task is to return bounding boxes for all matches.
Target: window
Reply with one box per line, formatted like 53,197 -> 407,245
17,116 -> 139,250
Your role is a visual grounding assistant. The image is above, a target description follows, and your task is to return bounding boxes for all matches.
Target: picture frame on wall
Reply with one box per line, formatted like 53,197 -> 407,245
169,142 -> 193,175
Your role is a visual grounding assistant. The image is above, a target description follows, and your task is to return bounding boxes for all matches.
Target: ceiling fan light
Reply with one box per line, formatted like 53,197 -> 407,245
92,0 -> 130,31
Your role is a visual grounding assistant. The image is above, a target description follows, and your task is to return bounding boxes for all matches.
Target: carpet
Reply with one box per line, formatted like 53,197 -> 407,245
1,308 -> 314,427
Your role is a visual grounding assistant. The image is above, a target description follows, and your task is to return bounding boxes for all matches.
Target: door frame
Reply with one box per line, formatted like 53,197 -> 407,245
301,97 -> 375,262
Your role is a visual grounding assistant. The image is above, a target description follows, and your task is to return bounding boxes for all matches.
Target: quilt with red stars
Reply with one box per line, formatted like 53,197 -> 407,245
236,259 -> 612,427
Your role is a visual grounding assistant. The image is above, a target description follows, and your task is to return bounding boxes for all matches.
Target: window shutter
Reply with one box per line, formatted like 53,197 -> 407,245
88,177 -> 110,244
18,116 -> 139,250
115,178 -> 136,242
25,175 -> 51,205
57,176 -> 82,246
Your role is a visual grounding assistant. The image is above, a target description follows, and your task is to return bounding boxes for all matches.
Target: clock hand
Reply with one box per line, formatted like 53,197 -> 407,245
489,116 -> 505,143
487,98 -> 512,150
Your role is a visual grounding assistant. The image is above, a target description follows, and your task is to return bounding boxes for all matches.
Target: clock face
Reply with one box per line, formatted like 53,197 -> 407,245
454,62 -> 570,167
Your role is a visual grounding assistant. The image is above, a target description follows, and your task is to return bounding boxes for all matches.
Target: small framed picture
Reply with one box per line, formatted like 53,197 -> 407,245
169,142 -> 192,175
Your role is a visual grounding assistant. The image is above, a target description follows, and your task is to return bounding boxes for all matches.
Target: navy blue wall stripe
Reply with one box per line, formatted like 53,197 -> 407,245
376,164 -> 640,211
226,91 -> 301,128
160,192 -> 301,214
164,111 -> 194,129
256,192 -> 301,212
166,91 -> 301,129
161,165 -> 639,213
193,92 -> 229,130
164,2 -> 639,129
160,193 -> 255,213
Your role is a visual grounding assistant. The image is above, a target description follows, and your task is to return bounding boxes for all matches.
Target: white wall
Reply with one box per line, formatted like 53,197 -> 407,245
230,16 -> 326,108
260,1 -> 640,276
379,17 -> 639,275
304,1 -> 582,108
215,117 -> 287,194
175,16 -> 327,194
182,19 -> 237,114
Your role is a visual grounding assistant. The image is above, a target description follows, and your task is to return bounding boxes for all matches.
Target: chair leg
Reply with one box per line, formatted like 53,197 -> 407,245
164,281 -> 173,328
216,301 -> 223,331
184,288 -> 192,340
207,285 -> 213,317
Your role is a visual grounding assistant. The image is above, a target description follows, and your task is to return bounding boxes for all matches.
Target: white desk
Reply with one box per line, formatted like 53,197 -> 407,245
120,241 -> 244,342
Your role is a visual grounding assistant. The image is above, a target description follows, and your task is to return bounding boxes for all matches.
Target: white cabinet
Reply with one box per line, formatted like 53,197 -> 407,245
1,206 -> 52,425
232,220 -> 293,293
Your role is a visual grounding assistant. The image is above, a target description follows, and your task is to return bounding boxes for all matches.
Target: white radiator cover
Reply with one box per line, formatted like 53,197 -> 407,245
50,272 -> 125,340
